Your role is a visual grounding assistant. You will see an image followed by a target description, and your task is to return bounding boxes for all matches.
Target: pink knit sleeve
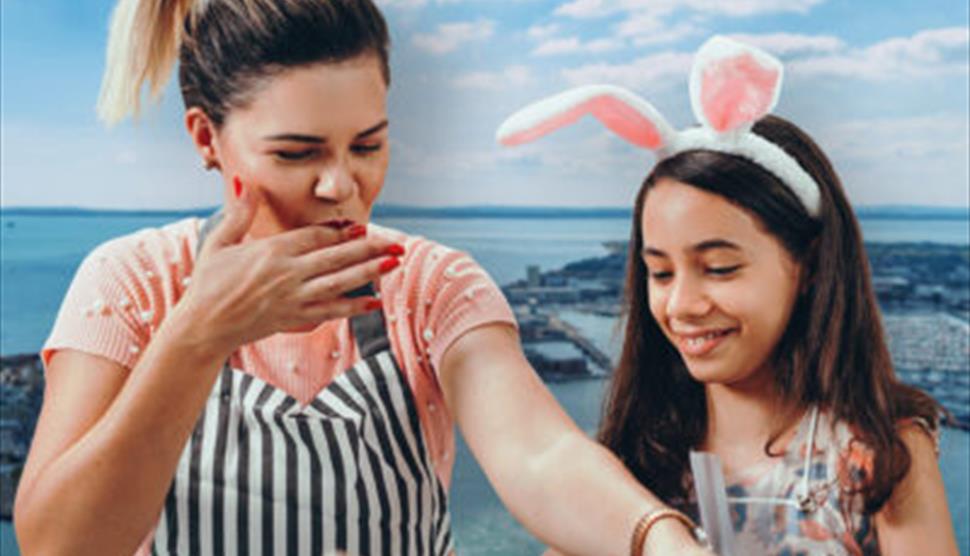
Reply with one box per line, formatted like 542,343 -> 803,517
424,250 -> 518,373
41,220 -> 198,371
384,235 -> 517,378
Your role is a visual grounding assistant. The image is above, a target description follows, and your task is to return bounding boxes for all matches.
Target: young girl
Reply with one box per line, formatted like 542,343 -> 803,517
498,36 -> 959,554
13,1 -> 715,555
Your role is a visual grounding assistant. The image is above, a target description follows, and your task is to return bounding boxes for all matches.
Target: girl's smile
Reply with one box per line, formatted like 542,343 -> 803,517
672,326 -> 739,357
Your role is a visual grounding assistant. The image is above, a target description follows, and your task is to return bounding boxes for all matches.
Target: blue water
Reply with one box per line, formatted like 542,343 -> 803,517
3,213 -> 968,356
1,213 -> 968,553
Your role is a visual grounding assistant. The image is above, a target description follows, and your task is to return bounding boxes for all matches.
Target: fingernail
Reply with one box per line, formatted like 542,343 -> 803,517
233,176 -> 243,199
385,243 -> 405,257
346,224 -> 367,239
379,257 -> 400,273
365,299 -> 383,311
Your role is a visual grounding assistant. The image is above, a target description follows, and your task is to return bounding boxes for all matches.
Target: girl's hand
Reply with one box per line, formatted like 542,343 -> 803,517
175,178 -> 401,356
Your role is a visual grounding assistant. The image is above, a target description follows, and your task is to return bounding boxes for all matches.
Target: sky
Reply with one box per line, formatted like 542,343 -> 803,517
1,0 -> 968,210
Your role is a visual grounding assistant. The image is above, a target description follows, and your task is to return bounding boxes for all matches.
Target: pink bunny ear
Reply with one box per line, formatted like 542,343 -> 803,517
690,36 -> 783,134
496,85 -> 674,150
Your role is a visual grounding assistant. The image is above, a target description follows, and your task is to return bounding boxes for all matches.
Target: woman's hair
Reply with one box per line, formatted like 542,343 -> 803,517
598,114 -> 942,513
97,0 -> 390,125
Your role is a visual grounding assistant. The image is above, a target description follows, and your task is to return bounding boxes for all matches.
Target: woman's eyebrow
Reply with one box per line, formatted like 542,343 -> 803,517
262,133 -> 324,143
262,120 -> 388,144
356,120 -> 388,139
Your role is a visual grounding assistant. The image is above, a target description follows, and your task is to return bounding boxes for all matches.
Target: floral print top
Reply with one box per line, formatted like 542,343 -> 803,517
682,408 -> 937,556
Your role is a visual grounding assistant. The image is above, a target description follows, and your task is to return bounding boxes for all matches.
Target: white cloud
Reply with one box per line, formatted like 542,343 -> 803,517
791,27 -> 969,80
379,0 -> 544,9
815,114 -> 970,206
532,36 -> 623,56
554,0 -> 825,19
551,0 -> 824,50
819,114 -> 969,161
412,19 -> 495,54
683,0 -> 824,17
452,65 -> 534,90
375,0 -> 428,8
527,23 -> 560,40
554,0 -> 613,18
726,32 -> 845,55
115,148 -> 139,165
561,50 -> 693,91
627,22 -> 701,46
534,6 -> 700,56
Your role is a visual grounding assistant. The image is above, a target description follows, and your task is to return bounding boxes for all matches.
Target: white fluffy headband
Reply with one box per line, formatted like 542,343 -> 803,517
495,35 -> 821,216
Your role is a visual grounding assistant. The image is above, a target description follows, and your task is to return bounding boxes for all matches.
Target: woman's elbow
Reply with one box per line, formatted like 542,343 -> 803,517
14,484 -> 72,556
13,487 -> 46,554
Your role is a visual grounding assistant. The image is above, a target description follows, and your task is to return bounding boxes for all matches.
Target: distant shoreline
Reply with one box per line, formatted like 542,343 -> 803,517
2,204 -> 969,221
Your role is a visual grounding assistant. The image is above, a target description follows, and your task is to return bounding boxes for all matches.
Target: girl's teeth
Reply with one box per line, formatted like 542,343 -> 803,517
687,331 -> 721,347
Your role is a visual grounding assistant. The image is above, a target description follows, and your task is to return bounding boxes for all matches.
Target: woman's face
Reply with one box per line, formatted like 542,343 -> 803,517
640,178 -> 802,390
213,55 -> 389,237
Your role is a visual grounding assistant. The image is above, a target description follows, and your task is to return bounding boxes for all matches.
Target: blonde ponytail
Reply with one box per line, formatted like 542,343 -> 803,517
96,0 -> 195,125
98,0 -> 390,127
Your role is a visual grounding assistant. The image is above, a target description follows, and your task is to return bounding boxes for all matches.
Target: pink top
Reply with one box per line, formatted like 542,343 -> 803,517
43,217 -> 517,492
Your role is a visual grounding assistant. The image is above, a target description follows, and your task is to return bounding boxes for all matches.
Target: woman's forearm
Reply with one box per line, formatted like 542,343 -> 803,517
15,304 -> 231,555
442,325 -> 703,556
491,430 -> 698,556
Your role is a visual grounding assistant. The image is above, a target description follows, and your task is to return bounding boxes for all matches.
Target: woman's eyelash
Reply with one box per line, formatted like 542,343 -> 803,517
273,149 -> 317,161
352,143 -> 383,154
272,144 -> 382,161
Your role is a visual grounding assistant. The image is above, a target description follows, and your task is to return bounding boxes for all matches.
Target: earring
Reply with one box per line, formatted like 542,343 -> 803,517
203,159 -> 217,171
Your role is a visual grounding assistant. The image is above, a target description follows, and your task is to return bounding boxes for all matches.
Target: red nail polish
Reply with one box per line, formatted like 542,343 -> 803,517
379,257 -> 400,273
233,176 -> 243,199
365,299 -> 383,311
385,243 -> 405,257
347,224 -> 367,239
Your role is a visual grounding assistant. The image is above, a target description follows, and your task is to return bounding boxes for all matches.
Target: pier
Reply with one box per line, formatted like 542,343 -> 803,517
547,313 -> 613,372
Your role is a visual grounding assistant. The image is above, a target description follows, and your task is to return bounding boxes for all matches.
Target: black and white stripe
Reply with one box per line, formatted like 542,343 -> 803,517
151,346 -> 453,555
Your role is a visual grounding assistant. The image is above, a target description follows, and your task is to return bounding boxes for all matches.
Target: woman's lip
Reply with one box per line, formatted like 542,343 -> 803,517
675,328 -> 736,357
318,218 -> 355,230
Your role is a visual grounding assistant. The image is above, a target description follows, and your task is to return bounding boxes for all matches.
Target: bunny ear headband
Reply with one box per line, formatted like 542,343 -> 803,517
496,35 -> 821,216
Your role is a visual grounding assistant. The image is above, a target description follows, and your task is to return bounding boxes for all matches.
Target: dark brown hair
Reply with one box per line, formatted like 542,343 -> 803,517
98,0 -> 390,125
598,114 -> 942,513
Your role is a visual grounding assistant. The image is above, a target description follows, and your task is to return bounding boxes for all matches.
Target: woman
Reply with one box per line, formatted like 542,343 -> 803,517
13,1 -> 711,555
497,36 -> 958,554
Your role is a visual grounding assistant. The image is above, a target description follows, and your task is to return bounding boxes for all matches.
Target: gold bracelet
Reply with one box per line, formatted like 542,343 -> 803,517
630,507 -> 700,556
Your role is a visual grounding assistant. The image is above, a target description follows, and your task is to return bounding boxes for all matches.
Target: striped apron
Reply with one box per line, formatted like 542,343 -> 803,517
150,216 -> 455,555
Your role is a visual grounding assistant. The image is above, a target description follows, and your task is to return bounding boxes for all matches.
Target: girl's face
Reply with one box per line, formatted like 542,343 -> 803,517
212,54 -> 389,237
641,178 -> 803,390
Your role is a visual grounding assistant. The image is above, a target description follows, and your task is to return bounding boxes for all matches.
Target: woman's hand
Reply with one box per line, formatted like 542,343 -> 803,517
176,178 -> 401,357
